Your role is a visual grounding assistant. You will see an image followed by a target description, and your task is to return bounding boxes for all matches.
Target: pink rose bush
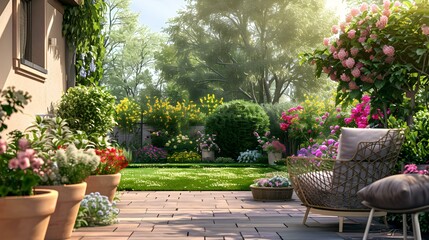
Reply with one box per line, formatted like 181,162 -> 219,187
303,0 -> 429,127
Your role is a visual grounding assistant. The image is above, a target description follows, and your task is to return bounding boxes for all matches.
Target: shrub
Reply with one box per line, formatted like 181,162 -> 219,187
57,86 -> 116,139
206,100 -> 269,158
143,96 -> 181,134
167,151 -> 201,163
213,157 -> 235,163
237,150 -> 262,163
134,145 -> 168,163
150,131 -> 170,148
165,134 -> 194,154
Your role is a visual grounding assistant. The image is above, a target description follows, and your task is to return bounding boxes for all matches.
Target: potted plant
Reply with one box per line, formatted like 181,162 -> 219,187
255,131 -> 286,165
196,131 -> 220,161
34,144 -> 100,240
85,147 -> 129,202
0,138 -> 58,240
250,175 -> 293,201
0,87 -> 58,240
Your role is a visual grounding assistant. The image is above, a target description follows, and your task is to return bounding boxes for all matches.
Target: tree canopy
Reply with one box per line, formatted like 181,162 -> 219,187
157,0 -> 336,103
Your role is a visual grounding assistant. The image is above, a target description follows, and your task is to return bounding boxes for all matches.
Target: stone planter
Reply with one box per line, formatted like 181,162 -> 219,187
250,185 -> 294,201
85,173 -> 121,202
35,182 -> 87,240
0,189 -> 58,240
267,151 -> 282,165
202,149 -> 215,161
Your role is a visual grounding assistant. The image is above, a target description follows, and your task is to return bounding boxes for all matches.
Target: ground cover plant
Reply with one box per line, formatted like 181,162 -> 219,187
118,166 -> 286,191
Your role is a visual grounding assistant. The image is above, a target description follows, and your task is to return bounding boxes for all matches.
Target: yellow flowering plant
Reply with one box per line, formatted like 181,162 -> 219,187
143,96 -> 182,134
199,94 -> 223,116
115,98 -> 141,132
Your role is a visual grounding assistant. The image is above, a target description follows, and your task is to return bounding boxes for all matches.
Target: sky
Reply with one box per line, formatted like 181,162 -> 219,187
130,0 -> 187,33
130,0 -> 346,33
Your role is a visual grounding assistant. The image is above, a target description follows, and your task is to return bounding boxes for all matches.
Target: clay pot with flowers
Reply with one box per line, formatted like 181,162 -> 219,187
85,147 -> 129,202
34,144 -> 100,240
196,131 -> 220,161
254,131 -> 286,165
0,87 -> 58,240
0,138 -> 58,240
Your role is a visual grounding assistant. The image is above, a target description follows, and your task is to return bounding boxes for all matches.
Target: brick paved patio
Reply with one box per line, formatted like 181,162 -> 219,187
71,191 -> 416,240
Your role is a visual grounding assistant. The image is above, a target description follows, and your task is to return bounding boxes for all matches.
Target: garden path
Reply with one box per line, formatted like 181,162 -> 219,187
71,191 -> 412,240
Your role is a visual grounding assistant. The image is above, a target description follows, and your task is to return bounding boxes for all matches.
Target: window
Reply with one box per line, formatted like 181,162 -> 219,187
13,0 -> 47,81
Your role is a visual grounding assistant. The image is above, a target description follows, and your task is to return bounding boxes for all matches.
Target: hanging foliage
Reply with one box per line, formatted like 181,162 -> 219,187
63,0 -> 106,86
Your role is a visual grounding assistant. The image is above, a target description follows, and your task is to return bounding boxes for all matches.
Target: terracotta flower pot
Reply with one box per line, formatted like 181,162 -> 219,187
35,182 -> 87,240
0,189 -> 58,240
201,150 -> 215,161
85,173 -> 121,202
267,151 -> 282,165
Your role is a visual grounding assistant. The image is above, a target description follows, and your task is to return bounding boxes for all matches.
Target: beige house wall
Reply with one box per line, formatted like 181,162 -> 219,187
0,0 -> 68,137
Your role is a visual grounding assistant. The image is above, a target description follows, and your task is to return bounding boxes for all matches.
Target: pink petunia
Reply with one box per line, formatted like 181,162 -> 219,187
394,1 -> 401,7
18,157 -> 31,170
18,138 -> 30,151
8,158 -> 19,169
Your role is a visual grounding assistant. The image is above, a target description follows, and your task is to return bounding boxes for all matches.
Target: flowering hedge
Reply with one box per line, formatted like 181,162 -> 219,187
304,0 -> 429,126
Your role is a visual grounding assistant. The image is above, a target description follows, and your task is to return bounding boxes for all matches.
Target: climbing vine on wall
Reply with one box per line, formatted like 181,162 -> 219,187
63,0 -> 106,86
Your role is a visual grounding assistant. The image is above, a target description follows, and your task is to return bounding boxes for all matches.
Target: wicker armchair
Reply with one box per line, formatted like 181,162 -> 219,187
287,128 -> 404,232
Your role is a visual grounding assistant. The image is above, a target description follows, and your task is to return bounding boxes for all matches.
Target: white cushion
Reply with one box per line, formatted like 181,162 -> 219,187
337,128 -> 390,160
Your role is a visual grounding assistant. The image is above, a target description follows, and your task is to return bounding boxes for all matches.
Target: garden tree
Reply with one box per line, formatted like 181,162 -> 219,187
159,0 -> 336,103
101,0 -> 165,101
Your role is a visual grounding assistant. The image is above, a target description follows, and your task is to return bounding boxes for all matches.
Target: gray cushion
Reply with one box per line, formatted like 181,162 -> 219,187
337,128 -> 389,160
357,174 -> 429,210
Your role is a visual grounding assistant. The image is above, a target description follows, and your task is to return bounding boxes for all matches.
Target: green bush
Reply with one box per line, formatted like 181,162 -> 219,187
57,86 -> 116,139
167,151 -> 201,163
213,157 -> 235,164
206,100 -> 269,159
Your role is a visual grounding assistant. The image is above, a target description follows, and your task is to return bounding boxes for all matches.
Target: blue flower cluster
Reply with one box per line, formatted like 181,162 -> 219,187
75,192 -> 119,228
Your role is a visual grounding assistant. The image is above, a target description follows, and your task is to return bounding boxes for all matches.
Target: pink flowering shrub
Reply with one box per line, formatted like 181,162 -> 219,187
0,138 -> 44,197
304,0 -> 429,127
254,131 -> 286,153
135,144 -> 168,163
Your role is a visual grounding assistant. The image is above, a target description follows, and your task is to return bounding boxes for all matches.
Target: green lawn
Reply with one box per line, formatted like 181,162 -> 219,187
118,166 -> 287,191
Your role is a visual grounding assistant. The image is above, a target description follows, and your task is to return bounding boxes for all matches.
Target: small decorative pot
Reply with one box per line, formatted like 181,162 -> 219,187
85,173 -> 121,202
35,182 -> 87,240
0,189 -> 58,240
250,185 -> 294,201
267,151 -> 282,165
201,149 -> 215,161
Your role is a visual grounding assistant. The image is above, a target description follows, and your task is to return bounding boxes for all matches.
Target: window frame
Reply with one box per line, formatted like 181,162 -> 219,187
12,0 -> 48,82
